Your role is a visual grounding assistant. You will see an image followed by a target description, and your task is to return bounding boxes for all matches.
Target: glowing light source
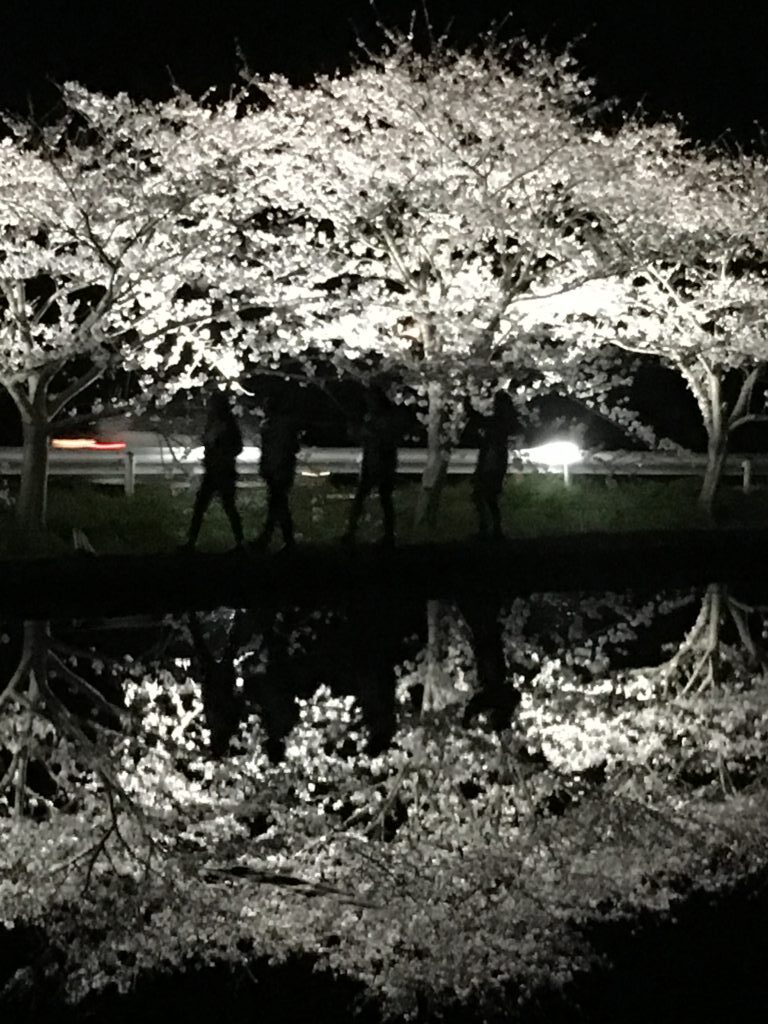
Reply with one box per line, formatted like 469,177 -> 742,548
522,440 -> 582,485
51,438 -> 127,451
524,441 -> 582,467
182,445 -> 261,463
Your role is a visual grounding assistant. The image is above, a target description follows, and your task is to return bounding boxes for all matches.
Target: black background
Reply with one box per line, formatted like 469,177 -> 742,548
0,1 -> 766,143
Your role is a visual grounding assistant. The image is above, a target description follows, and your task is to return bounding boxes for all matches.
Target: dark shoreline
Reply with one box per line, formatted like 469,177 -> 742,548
2,527 -> 768,617
4,868 -> 768,1024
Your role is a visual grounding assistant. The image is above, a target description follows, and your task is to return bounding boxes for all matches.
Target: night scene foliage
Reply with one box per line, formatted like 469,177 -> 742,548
3,28 -> 768,1016
2,30 -> 767,530
3,589 -> 768,1017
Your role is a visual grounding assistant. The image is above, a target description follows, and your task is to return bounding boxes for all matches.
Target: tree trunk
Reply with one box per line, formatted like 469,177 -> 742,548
696,366 -> 728,520
415,381 -> 450,528
698,429 -> 728,519
17,414 -> 50,536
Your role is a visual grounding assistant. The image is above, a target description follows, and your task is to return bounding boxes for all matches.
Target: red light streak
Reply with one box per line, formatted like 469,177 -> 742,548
51,438 -> 127,451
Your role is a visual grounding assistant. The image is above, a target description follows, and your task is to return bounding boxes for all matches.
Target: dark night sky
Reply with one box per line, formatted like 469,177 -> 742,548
0,1 -> 767,143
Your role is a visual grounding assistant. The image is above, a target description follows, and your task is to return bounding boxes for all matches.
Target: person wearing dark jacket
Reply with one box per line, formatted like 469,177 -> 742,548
184,391 -> 244,550
466,389 -> 515,540
343,385 -> 399,546
253,396 -> 300,551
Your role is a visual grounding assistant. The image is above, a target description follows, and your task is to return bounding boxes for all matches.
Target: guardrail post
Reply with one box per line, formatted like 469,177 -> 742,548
124,452 -> 136,497
563,463 -> 571,486
742,458 -> 753,494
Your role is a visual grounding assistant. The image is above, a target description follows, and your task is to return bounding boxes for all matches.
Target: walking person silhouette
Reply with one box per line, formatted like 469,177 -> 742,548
183,391 -> 244,551
466,388 -> 515,541
253,394 -> 300,552
343,384 -> 399,547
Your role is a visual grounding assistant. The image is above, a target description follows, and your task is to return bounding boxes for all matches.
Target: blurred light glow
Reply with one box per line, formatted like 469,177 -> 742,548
525,441 -> 582,466
183,445 -> 261,463
51,438 -> 127,451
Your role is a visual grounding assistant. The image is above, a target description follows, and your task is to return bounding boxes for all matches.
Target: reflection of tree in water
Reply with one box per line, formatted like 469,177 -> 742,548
654,584 -> 768,694
164,592 -> 671,768
400,597 -> 521,731
0,619 -> 126,820
4,589 -> 768,1019
186,598 -> 425,762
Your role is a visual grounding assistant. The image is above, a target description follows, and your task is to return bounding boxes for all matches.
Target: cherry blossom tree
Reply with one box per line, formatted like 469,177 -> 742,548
245,34 -> 639,523
0,84 -> 311,535
523,135 -> 768,514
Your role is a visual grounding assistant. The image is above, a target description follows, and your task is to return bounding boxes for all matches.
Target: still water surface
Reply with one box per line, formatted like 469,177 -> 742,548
2,584 -> 768,1021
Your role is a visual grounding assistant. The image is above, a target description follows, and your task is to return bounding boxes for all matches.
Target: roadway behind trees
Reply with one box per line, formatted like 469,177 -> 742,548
50,359 -> 716,452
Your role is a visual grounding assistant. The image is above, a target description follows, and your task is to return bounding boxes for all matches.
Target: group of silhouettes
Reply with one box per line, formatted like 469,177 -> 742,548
189,591 -> 520,762
182,384 -> 515,553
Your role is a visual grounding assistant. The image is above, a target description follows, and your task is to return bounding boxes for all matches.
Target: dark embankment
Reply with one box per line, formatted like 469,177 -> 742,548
529,867 -> 768,1024
2,527 -> 768,617
2,871 -> 768,1023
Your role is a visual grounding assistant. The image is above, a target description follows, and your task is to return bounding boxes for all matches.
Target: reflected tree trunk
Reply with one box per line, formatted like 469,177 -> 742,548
422,599 -> 445,712
1,620 -> 124,817
659,584 -> 768,694
459,595 -> 520,730
2,621 -> 49,818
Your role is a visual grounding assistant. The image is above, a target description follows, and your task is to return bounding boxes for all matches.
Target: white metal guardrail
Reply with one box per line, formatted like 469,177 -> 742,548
0,446 -> 764,495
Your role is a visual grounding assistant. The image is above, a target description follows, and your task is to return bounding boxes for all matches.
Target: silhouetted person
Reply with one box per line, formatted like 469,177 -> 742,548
253,396 -> 300,551
466,390 -> 515,541
343,386 -> 399,546
244,602 -> 307,764
189,612 -> 244,757
185,392 -> 244,550
460,595 -> 521,731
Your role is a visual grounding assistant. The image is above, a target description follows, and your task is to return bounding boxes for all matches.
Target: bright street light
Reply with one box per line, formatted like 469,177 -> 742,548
522,440 -> 582,484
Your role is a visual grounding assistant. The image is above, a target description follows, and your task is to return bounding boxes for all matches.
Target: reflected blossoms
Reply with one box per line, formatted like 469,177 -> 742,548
2,587 -> 768,1017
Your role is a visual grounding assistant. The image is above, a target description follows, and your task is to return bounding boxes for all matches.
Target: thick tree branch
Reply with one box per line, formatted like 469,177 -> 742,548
0,377 -> 34,419
728,366 -> 763,431
0,652 -> 33,708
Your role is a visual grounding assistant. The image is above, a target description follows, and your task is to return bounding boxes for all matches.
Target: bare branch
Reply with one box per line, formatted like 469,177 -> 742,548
48,650 -> 125,726
47,364 -> 106,421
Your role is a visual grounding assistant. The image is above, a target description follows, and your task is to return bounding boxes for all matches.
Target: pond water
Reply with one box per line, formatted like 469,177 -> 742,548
2,584 -> 768,1021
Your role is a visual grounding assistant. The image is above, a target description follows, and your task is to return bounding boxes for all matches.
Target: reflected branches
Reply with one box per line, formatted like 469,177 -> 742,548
2,587 -> 768,1015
